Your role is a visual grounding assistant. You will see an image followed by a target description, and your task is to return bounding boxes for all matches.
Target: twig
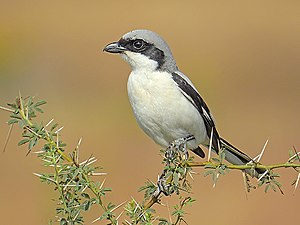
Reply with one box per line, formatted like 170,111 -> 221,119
144,191 -> 162,210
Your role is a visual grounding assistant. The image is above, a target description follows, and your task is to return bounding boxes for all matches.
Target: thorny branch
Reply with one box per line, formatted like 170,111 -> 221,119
1,94 -> 300,225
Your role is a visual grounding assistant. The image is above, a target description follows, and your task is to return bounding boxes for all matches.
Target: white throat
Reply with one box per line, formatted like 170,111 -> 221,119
121,51 -> 159,72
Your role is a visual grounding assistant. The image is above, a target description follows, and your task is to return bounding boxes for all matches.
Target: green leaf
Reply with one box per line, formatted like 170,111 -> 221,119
51,123 -> 59,131
219,150 -> 226,162
173,172 -> 179,185
60,218 -> 67,225
84,200 -> 91,211
9,114 -> 21,119
211,157 -> 220,163
18,139 -> 30,146
265,184 -> 270,193
81,193 -> 90,199
102,187 -> 112,192
271,184 -> 277,192
27,96 -> 33,107
288,149 -> 294,158
34,100 -> 47,107
204,170 -> 214,177
28,137 -> 38,150
35,107 -> 44,113
7,103 -> 17,110
8,118 -> 19,124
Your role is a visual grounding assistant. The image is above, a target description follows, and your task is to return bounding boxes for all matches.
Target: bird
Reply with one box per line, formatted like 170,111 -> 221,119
103,29 -> 262,176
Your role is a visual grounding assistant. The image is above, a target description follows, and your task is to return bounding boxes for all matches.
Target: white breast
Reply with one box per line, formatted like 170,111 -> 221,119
127,69 -> 208,149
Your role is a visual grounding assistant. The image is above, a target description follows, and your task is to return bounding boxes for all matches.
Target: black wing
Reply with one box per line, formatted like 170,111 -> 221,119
172,72 -> 221,152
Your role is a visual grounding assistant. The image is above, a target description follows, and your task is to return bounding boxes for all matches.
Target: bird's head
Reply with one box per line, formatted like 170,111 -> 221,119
103,29 -> 178,72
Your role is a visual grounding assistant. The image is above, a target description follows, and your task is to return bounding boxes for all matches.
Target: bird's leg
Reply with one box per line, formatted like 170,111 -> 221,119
156,169 -> 170,196
156,135 -> 195,196
167,135 -> 195,160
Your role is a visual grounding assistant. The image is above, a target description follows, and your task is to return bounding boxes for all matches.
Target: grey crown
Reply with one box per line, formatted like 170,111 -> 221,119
122,29 -> 178,72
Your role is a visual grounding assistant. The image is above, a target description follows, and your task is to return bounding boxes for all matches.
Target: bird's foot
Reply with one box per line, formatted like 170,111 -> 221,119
155,136 -> 195,197
166,135 -> 195,160
155,170 -> 174,196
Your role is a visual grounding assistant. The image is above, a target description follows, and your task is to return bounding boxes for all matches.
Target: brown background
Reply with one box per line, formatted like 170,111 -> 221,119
0,1 -> 299,224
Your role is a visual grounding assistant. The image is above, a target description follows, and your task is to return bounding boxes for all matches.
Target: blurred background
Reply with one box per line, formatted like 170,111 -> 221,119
0,1 -> 299,224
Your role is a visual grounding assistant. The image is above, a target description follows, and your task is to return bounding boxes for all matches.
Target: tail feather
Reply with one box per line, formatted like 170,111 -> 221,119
219,138 -> 252,164
219,138 -> 265,177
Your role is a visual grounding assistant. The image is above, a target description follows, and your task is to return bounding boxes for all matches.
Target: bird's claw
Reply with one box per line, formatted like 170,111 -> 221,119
156,170 -> 174,196
166,135 -> 195,161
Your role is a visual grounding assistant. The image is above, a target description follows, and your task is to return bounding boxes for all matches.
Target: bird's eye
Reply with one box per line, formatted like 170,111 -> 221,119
133,40 -> 144,50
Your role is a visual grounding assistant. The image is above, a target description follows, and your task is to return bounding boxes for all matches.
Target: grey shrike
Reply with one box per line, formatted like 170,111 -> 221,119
104,29 -> 261,175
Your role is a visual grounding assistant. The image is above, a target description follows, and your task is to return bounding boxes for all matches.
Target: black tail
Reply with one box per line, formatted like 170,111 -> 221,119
219,138 -> 265,178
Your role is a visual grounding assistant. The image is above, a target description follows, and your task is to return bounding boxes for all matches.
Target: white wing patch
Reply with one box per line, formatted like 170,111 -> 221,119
201,106 -> 213,125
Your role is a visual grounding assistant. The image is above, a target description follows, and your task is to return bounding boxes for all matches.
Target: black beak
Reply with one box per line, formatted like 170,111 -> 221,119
103,41 -> 126,53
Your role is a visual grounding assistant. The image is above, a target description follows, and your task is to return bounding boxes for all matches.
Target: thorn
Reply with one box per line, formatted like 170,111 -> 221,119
54,126 -> 64,134
294,173 -> 300,194
76,137 -> 83,149
79,155 -> 96,167
253,139 -> 269,162
99,178 -> 106,190
74,137 -> 82,165
115,210 -> 124,221
18,90 -> 23,110
33,172 -> 56,183
91,172 -> 107,176
137,209 -> 147,221
79,156 -> 95,166
257,139 -> 269,162
72,211 -> 80,222
293,146 -> 300,162
80,185 -> 88,193
84,158 -> 97,166
44,129 -> 50,138
26,105 -> 29,119
111,200 -> 127,212
56,130 -> 59,148
257,169 -> 269,182
287,152 -> 300,163
26,126 -> 42,138
33,172 -> 43,177
32,150 -> 44,154
0,105 -> 14,113
131,197 -> 141,214
42,118 -> 54,131
54,154 -> 62,164
91,217 -> 100,224
213,173 -> 219,188
251,154 -> 260,162
288,146 -> 300,163
151,216 -> 159,223
63,174 -> 77,191
124,219 -> 131,225
3,124 -> 14,152
188,171 -> 194,181
40,158 -> 52,163
158,201 -> 166,207
208,128 -> 214,162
